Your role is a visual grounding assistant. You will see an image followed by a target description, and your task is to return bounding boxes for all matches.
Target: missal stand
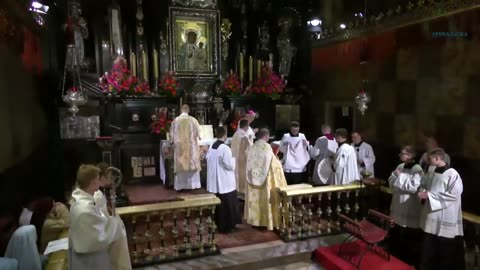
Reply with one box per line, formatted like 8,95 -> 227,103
337,209 -> 394,269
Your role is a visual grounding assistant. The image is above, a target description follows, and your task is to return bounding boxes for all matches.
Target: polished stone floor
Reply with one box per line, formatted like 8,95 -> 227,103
134,234 -> 343,270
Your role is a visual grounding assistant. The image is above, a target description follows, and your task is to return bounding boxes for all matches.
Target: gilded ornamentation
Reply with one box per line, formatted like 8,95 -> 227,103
312,0 -> 480,46
220,19 -> 232,61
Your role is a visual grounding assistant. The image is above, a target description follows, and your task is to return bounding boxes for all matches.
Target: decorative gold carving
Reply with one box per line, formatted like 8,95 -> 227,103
312,0 -> 480,46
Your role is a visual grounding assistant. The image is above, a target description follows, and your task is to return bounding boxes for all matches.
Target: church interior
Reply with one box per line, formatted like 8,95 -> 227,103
1,0 -> 480,269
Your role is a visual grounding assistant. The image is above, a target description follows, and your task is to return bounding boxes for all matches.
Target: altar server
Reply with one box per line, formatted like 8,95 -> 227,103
418,148 -> 465,270
69,165 -> 131,270
332,129 -> 360,185
388,146 -> 423,267
279,121 -> 310,185
231,119 -> 252,194
206,127 -> 241,233
170,104 -> 202,191
351,131 -> 375,177
419,135 -> 451,172
310,124 -> 338,184
245,129 -> 287,230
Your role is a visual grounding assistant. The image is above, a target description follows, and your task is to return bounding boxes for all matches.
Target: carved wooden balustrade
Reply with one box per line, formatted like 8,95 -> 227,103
116,194 -> 221,267
276,182 -> 366,242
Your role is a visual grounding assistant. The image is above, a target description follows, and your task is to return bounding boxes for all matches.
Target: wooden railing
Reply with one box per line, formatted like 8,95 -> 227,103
276,182 -> 366,241
116,194 -> 221,267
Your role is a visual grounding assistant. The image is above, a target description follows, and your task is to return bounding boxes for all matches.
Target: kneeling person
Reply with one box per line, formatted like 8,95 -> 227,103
206,127 -> 241,233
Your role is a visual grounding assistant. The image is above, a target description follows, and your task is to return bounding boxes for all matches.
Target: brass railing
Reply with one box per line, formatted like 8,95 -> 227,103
276,182 -> 366,241
116,194 -> 221,267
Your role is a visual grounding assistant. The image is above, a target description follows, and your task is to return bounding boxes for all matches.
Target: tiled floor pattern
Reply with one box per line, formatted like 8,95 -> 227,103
134,234 -> 343,270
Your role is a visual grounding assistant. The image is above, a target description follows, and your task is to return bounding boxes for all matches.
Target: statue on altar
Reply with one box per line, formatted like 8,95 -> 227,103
258,21 -> 270,51
277,19 -> 296,77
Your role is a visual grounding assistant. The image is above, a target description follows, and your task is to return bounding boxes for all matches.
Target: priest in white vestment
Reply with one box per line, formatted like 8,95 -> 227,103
69,165 -> 131,270
331,129 -> 360,185
170,104 -> 202,190
310,124 -> 338,185
245,129 -> 287,230
351,131 -> 375,178
230,119 -> 252,194
419,136 -> 451,173
206,127 -> 241,233
279,121 -> 310,185
388,145 -> 423,267
418,148 -> 465,270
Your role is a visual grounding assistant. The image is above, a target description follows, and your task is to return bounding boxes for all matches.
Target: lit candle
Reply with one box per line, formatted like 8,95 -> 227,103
131,52 -> 136,77
153,49 -> 159,80
142,51 -> 148,81
257,59 -> 261,78
248,56 -> 253,83
239,53 -> 244,82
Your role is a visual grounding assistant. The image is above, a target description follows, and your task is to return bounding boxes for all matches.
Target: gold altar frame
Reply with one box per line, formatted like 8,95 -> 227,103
169,7 -> 220,78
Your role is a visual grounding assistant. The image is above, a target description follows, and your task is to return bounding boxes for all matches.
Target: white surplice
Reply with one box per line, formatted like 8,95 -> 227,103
93,190 -> 109,217
69,188 -> 131,270
420,167 -> 463,238
280,133 -> 310,173
310,135 -> 338,184
332,143 -> 360,185
388,163 -> 423,228
170,112 -> 201,190
206,141 -> 236,194
352,141 -> 376,177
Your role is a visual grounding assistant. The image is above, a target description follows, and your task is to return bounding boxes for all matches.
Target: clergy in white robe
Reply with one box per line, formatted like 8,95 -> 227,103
245,129 -> 287,230
388,145 -> 423,267
231,119 -> 252,194
170,104 -> 202,190
331,129 -> 360,185
310,124 -> 338,185
279,122 -> 310,185
206,127 -> 241,233
418,148 -> 465,270
351,131 -> 375,178
69,165 -> 131,270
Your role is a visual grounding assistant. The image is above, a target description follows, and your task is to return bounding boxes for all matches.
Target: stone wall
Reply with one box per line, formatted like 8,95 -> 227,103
309,10 -> 480,213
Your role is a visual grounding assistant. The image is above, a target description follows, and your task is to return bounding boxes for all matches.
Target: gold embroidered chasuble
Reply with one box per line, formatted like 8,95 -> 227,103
231,129 -> 252,194
245,140 -> 287,230
170,113 -> 201,173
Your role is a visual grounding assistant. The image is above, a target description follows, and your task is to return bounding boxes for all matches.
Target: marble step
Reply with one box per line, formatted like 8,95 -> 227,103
136,234 -> 344,270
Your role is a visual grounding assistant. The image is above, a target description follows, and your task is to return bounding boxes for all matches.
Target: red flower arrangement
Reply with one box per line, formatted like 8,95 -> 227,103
223,70 -> 242,96
99,56 -> 150,97
249,66 -> 286,100
150,107 -> 171,135
158,71 -> 178,97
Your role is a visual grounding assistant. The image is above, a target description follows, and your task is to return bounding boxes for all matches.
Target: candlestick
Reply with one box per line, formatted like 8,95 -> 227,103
142,51 -> 148,81
239,53 -> 244,82
257,59 -> 261,78
268,53 -> 273,68
153,49 -> 159,80
131,52 -> 137,77
248,56 -> 253,83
